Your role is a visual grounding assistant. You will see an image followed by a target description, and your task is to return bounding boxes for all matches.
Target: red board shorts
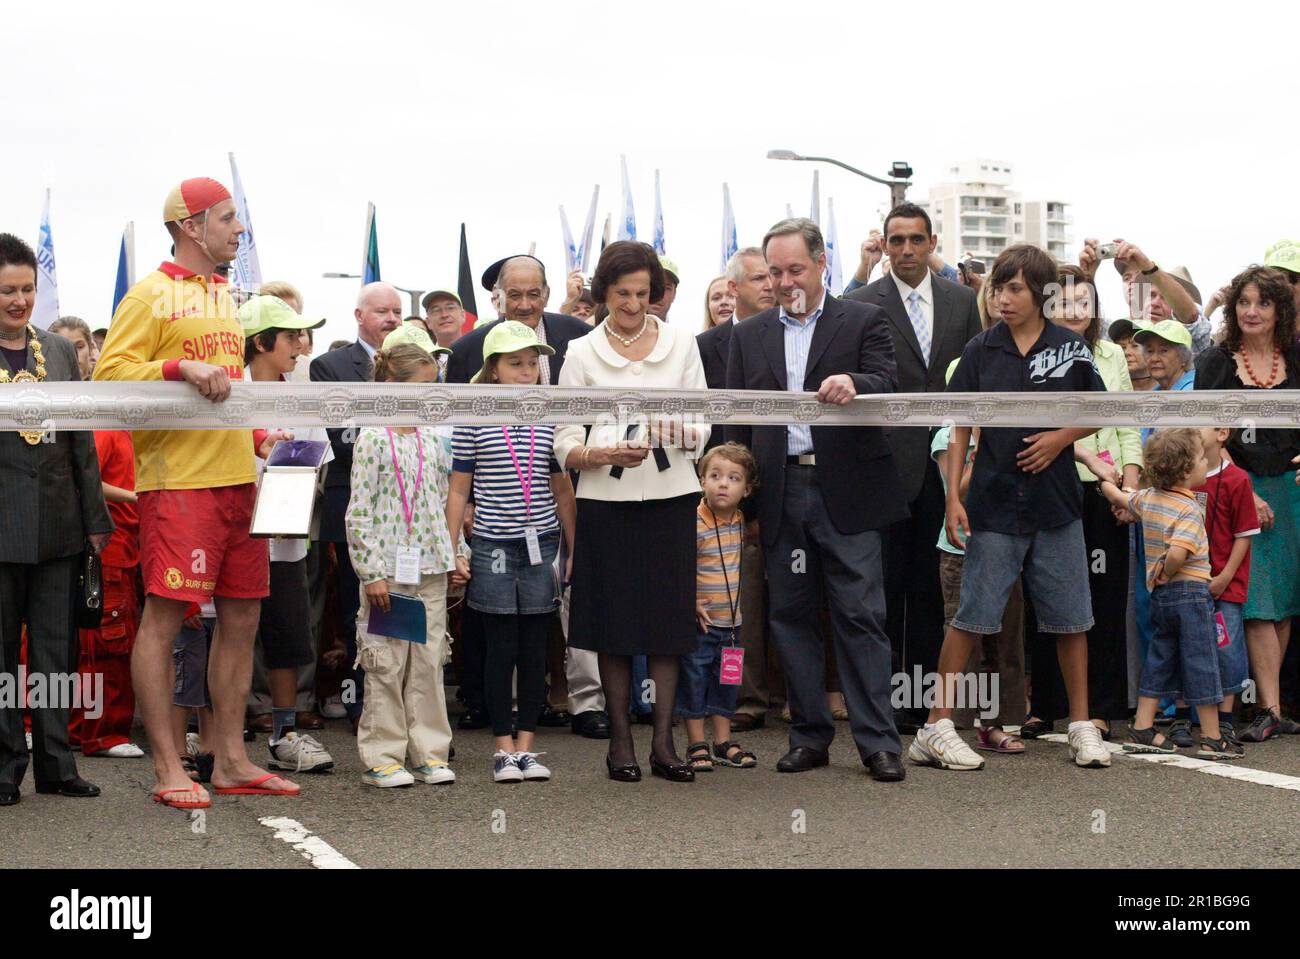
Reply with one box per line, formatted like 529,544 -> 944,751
138,484 -> 269,604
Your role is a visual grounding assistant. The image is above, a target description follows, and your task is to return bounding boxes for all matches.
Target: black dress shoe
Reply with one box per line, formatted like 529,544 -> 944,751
457,707 -> 491,730
776,746 -> 830,773
0,787 -> 18,806
606,754 -> 642,782
35,776 -> 101,798
537,704 -> 573,727
731,712 -> 765,733
649,756 -> 695,782
571,710 -> 612,739
866,751 -> 905,782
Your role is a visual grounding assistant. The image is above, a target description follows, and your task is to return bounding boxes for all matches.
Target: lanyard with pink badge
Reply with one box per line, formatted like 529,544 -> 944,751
387,428 -> 425,585
708,507 -> 745,686
502,426 -> 544,566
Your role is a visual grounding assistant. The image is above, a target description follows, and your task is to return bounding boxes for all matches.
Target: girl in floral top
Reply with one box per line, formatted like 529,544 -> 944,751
346,344 -> 458,788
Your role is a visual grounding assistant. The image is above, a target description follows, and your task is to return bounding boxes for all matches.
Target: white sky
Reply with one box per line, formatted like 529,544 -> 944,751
5,0 -> 1296,349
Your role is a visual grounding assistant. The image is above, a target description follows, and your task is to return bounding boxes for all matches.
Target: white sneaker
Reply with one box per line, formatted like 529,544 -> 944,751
493,750 -> 524,783
907,719 -> 985,770
269,732 -> 335,773
411,762 -> 456,785
1068,720 -> 1112,768
516,752 -> 551,781
320,695 -> 347,720
103,743 -> 145,758
362,764 -> 414,788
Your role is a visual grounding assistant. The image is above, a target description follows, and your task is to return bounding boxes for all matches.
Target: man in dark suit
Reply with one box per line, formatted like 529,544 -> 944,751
446,255 -> 609,738
726,218 -> 909,782
308,281 -> 403,727
844,204 -> 982,729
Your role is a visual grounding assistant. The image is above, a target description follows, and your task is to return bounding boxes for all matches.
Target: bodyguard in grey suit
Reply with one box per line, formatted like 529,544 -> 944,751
0,298 -> 113,803
843,205 -> 982,718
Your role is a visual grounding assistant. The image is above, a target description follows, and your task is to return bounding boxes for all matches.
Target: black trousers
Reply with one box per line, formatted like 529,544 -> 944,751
330,540 -> 364,719
0,557 -> 81,788
482,612 -> 551,737
883,460 -> 947,679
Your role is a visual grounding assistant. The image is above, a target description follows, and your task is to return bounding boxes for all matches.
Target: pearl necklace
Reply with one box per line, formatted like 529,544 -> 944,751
603,314 -> 650,347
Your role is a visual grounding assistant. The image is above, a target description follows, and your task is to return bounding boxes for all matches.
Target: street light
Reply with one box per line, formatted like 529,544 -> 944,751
766,149 -> 912,209
322,272 -> 425,316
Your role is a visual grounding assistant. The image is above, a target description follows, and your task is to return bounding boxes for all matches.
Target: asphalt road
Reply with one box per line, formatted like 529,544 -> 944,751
3,716 -> 1298,869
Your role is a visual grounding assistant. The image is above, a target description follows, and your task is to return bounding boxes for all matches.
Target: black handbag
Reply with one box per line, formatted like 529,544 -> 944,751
77,546 -> 104,630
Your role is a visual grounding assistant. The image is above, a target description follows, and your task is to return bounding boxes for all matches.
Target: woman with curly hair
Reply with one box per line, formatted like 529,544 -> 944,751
1194,265 -> 1300,741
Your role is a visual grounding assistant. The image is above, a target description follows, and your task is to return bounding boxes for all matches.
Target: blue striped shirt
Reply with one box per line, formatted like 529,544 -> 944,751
779,291 -> 826,455
452,425 -> 562,540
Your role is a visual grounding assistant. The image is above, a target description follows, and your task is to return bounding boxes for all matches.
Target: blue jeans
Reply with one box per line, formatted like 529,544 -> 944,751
1140,581 -> 1224,706
675,626 -> 740,719
1214,599 -> 1249,696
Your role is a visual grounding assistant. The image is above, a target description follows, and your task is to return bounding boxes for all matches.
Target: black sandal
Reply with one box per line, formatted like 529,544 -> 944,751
686,741 -> 715,772
712,740 -> 757,768
1122,726 -> 1174,754
1020,717 -> 1052,739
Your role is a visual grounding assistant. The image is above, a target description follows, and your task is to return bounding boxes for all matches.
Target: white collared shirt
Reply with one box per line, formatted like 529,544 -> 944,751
892,269 -> 934,349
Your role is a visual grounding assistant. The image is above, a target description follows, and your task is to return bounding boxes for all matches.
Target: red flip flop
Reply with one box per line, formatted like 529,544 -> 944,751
213,773 -> 300,796
153,786 -> 212,809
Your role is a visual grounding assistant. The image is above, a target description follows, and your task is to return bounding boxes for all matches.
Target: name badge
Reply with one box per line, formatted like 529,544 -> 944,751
395,546 -> 422,585
719,644 -> 744,686
523,527 -> 543,567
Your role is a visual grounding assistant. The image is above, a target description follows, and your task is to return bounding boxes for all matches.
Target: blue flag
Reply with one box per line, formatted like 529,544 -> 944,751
112,222 -> 135,316
652,169 -> 665,254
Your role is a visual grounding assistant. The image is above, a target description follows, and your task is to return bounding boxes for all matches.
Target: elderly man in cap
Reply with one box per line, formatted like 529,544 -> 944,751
446,255 -> 610,738
1080,238 -> 1211,355
650,255 -> 680,321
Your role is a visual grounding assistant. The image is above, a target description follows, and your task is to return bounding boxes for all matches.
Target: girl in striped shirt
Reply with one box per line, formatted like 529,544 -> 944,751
446,322 -> 577,783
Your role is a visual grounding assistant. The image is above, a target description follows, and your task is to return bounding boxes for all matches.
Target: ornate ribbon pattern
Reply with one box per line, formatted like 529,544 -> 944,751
2,382 -> 1300,431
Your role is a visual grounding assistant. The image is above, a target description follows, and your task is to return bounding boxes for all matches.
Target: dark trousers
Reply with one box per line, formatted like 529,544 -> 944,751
735,539 -> 771,718
482,612 -> 551,737
884,461 -> 947,680
330,540 -> 364,719
766,467 -> 901,760
0,558 -> 80,788
459,605 -> 486,711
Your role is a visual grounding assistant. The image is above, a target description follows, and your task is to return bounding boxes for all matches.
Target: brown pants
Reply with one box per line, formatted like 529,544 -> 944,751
939,551 -> 1026,729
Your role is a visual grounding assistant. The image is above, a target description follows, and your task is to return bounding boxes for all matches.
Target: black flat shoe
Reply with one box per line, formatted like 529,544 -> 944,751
1019,718 -> 1052,739
866,751 -> 905,782
571,710 -> 612,739
0,788 -> 18,806
776,746 -> 829,773
606,754 -> 642,783
649,756 -> 695,782
538,704 -> 573,727
35,776 -> 101,798
457,707 -> 491,730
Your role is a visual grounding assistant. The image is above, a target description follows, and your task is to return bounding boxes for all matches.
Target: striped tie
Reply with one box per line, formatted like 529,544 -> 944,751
907,290 -> 930,367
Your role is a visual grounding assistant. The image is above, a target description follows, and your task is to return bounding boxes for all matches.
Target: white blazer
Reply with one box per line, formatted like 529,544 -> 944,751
554,317 -> 711,502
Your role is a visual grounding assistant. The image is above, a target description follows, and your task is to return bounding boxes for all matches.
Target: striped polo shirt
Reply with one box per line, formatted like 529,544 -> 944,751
697,501 -> 744,629
452,425 -> 562,540
1127,486 -> 1212,591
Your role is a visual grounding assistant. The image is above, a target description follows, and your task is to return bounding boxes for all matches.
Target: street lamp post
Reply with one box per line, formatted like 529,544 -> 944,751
322,272 -> 425,317
767,150 -> 912,209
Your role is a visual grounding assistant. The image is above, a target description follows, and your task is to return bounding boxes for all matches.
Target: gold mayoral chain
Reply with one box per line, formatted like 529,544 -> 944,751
0,324 -> 48,444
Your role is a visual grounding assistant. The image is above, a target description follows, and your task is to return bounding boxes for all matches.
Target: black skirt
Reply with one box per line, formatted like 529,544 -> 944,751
568,493 -> 698,656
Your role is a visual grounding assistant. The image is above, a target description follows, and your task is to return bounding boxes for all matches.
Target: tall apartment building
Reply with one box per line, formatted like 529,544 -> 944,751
920,160 -> 1072,267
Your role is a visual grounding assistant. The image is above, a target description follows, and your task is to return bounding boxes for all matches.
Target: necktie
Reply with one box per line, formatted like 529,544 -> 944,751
907,290 -> 931,367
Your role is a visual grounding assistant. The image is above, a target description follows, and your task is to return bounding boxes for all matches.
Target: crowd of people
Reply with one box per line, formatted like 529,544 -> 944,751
1,173 -> 1299,808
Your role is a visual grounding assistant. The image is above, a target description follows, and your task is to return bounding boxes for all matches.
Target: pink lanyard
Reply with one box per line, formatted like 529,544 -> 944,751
501,426 -> 536,521
386,428 -> 424,534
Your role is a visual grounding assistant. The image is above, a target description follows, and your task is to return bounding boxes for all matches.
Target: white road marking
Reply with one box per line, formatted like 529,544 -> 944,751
259,816 -> 360,869
1038,733 -> 1300,792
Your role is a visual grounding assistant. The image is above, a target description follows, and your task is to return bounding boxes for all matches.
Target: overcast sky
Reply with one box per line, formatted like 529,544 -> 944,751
6,0 -> 1295,348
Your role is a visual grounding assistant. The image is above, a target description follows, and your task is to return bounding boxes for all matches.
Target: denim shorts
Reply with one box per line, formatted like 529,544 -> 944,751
952,520 -> 1094,635
172,617 -> 214,708
467,532 -> 560,615
1139,580 -> 1224,706
675,625 -> 740,719
1214,599 -> 1249,696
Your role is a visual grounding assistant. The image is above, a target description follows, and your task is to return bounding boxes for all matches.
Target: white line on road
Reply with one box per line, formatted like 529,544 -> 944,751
1038,733 -> 1300,792
259,816 -> 360,869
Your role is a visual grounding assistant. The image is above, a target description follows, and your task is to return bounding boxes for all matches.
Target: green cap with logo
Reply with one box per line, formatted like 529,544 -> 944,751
1264,240 -> 1300,275
1133,319 -> 1193,350
471,320 -> 556,384
239,295 -> 327,338
383,321 -> 451,356
659,255 -> 680,284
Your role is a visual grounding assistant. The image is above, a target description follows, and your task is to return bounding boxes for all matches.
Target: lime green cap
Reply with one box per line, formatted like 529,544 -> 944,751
1134,318 -> 1193,350
659,255 -> 680,283
470,320 -> 556,384
383,321 -> 451,356
1264,239 -> 1300,275
239,295 -> 326,338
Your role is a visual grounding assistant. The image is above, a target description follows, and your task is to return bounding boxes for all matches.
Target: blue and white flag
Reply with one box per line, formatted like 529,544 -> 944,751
600,213 -> 612,254
579,185 -> 599,274
825,196 -> 842,295
228,152 -> 262,294
617,155 -> 637,241
809,169 -> 820,227
112,222 -> 135,316
720,183 -> 738,273
32,189 -> 58,330
652,169 -> 665,254
560,204 -> 579,272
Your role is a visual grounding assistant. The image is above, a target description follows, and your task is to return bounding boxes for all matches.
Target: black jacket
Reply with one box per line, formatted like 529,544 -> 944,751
309,340 -> 373,542
725,294 -> 908,545
445,313 -> 592,385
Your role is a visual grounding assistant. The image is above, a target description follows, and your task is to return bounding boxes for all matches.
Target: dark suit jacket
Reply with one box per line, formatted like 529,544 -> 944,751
445,312 -> 592,385
696,320 -> 734,455
725,294 -> 908,546
0,328 -> 113,564
309,340 -> 373,542
844,272 -> 982,503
